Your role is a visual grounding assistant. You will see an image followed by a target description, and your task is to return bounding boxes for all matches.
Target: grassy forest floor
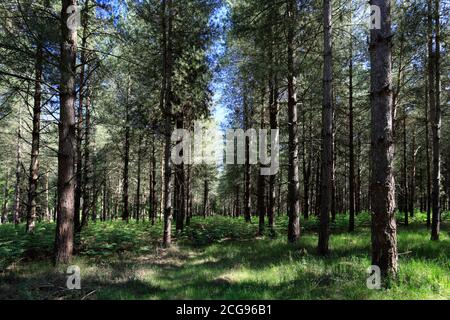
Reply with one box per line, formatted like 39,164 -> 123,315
0,212 -> 448,300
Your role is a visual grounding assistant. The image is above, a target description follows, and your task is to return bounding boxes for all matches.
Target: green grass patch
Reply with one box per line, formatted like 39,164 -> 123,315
0,212 -> 448,300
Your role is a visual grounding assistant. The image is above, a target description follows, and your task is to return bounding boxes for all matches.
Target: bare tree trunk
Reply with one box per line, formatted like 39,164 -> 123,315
318,0 -> 333,255
268,79 -> 278,235
102,179 -> 107,221
286,0 -> 300,242
13,109 -> 22,225
369,0 -> 398,278
430,0 -> 441,241
80,89 -> 91,229
74,0 -> 90,232
152,139 -> 157,225
1,169 -> 10,224
26,36 -> 44,233
203,179 -> 209,219
186,162 -> 192,226
348,29 -> 355,232
425,76 -> 431,228
402,108 -> 409,226
44,169 -> 50,221
162,0 -> 173,247
136,136 -> 143,222
243,93 -> 252,223
409,125 -> 416,218
122,80 -> 131,223
257,97 -> 266,236
355,129 -> 362,214
55,0 -> 77,265
175,118 -> 185,232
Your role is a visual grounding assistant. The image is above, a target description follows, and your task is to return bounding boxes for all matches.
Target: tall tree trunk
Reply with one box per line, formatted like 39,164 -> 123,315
402,109 -> 409,226
80,89 -> 91,229
318,0 -> 333,255
243,93 -> 252,223
203,179 -> 209,218
55,0 -> 78,265
152,139 -> 157,225
369,0 -> 398,278
26,37 -> 44,233
409,125 -> 416,218
355,129 -> 362,214
430,0 -> 441,241
122,80 -> 131,222
91,139 -> 97,222
136,136 -> 143,222
186,162 -> 192,226
425,77 -> 431,228
1,169 -> 10,224
44,169 -> 50,221
286,0 -> 300,243
175,118 -> 185,233
257,96 -> 266,236
348,29 -> 355,232
13,108 -> 22,225
162,0 -> 173,247
102,178 -> 107,222
268,79 -> 278,235
74,0 -> 90,232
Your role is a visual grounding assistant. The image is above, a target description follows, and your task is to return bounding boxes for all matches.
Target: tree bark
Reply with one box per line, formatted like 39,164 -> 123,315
243,93 -> 252,223
286,0 -> 300,243
430,0 -> 441,241
257,96 -> 266,236
162,0 -> 173,247
369,0 -> 398,277
409,125 -> 416,218
318,0 -> 333,255
13,109 -> 22,225
122,80 -> 131,223
402,108 -> 408,226
136,135 -> 143,222
55,0 -> 78,265
268,79 -> 278,235
1,169 -> 10,224
26,37 -> 44,233
80,90 -> 91,228
203,179 -> 209,218
348,28 -> 355,232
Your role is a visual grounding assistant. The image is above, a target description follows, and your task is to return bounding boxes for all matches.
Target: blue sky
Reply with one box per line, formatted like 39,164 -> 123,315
207,4 -> 230,127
